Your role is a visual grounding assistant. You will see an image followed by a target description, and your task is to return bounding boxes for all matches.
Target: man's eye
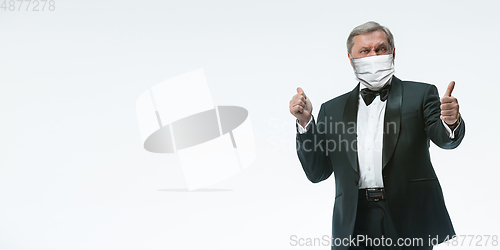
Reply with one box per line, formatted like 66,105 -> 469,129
361,50 -> 368,53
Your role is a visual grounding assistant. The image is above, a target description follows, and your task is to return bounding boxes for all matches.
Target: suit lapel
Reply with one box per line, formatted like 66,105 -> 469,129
343,83 -> 359,173
382,76 -> 402,169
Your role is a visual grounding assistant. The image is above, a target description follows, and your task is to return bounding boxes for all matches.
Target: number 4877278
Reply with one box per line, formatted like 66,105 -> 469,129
1,0 -> 55,11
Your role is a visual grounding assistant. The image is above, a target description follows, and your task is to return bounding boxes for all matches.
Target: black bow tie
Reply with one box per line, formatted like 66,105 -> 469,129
360,84 -> 391,106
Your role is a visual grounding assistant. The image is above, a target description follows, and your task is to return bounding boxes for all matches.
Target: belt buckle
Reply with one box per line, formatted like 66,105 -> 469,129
366,188 -> 383,201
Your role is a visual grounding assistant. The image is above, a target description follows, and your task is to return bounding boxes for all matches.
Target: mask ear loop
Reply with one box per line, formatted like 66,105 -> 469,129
348,53 -> 360,69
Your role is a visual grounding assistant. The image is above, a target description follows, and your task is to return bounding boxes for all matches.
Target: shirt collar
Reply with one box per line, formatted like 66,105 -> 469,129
359,77 -> 393,91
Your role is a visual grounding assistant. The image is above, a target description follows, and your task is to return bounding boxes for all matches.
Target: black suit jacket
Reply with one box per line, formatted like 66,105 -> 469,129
296,76 -> 465,249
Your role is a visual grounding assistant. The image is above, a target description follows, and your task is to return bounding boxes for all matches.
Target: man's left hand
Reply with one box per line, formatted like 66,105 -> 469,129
440,81 -> 460,128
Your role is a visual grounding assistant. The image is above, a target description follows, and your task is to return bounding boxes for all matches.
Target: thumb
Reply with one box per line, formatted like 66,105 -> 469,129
297,87 -> 308,99
444,81 -> 455,97
297,87 -> 304,94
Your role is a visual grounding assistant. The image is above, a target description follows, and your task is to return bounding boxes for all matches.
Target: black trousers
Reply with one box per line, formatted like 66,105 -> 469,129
348,190 -> 433,250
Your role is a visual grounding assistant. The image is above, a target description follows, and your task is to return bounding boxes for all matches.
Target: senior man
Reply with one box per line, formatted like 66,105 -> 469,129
289,21 -> 465,249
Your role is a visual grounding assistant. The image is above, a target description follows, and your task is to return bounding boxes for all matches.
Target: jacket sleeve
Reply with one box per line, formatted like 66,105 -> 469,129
295,104 -> 333,183
423,84 -> 465,149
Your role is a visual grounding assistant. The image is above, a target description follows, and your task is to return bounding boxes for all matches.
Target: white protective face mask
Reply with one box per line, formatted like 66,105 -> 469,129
351,54 -> 395,90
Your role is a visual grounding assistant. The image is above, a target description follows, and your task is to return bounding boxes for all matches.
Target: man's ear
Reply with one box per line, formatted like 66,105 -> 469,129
392,48 -> 396,61
348,53 -> 353,67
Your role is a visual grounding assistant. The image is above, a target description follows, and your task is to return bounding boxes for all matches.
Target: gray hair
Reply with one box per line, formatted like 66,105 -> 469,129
346,21 -> 394,54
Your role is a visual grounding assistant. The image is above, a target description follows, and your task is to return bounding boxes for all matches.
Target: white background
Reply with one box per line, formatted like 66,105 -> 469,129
1,0 -> 499,249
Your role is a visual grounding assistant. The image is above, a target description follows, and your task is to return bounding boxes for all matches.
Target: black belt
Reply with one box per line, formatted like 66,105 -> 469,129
359,188 -> 385,201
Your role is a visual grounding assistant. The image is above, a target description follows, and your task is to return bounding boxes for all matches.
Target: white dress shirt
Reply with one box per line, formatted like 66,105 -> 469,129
356,83 -> 387,188
296,81 -> 460,189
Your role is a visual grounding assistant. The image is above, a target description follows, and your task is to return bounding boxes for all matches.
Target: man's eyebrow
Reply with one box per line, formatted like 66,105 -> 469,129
359,43 -> 387,50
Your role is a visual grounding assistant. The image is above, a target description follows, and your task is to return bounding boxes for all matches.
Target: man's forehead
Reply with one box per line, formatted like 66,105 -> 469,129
353,31 -> 388,47
358,41 -> 388,48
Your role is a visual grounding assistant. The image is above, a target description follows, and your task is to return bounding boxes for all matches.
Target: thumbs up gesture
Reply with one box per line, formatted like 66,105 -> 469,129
290,87 -> 313,127
440,81 -> 460,127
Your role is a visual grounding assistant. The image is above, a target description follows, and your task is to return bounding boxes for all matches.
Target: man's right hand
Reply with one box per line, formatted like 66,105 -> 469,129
289,87 -> 313,127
